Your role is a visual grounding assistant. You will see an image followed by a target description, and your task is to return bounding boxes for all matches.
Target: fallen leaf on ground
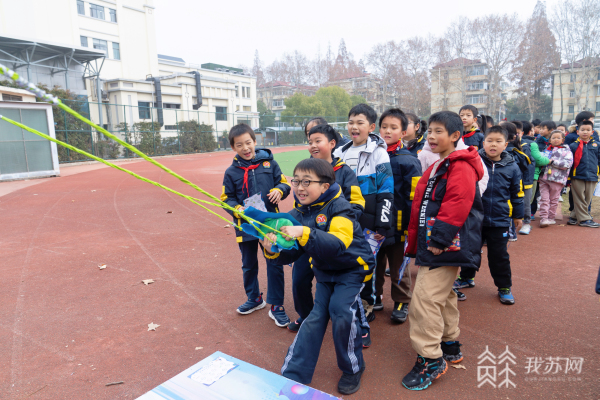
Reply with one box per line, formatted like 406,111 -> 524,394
214,255 -> 218,257
195,347 -> 203,350
166,211 -> 173,214
98,264 -> 107,270
91,190 -> 96,192
148,322 -> 160,331
451,364 -> 467,370
105,381 -> 124,386
223,225 -> 230,228
142,279 -> 155,285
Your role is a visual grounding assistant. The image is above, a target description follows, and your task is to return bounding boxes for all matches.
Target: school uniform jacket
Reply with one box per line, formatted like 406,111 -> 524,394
380,142 -> 422,247
462,127 -> 484,150
406,147 -> 484,270
333,133 -> 394,235
265,183 -> 375,284
478,149 -> 525,227
221,148 -> 291,242
569,138 -> 600,182
406,135 -> 426,157
518,137 -> 536,188
332,157 -> 365,220
565,127 -> 600,146
507,142 -> 532,188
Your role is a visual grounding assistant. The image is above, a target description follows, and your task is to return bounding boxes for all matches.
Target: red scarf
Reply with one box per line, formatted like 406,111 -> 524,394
573,140 -> 589,170
386,141 -> 401,154
546,145 -> 560,152
463,128 -> 477,139
237,164 -> 260,195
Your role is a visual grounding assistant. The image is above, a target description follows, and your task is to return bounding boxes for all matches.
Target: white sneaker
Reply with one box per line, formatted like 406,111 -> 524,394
548,220 -> 556,225
540,219 -> 551,228
519,224 -> 531,235
559,196 -> 564,202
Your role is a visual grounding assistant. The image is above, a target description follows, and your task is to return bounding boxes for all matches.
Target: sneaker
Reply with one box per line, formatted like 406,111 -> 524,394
508,237 -> 518,242
441,341 -> 464,363
338,361 -> 366,395
287,318 -> 302,333
402,355 -> 447,391
559,195 -> 564,202
391,302 -> 409,323
453,277 -> 475,289
454,288 -> 466,301
567,217 -> 578,225
366,310 -> 376,323
373,296 -> 383,311
498,288 -> 515,305
362,331 -> 371,348
531,214 -> 536,221
236,294 -> 266,315
519,223 -> 531,235
540,219 -> 550,228
579,220 -> 600,228
548,220 -> 556,225
268,305 -> 291,327
385,268 -> 391,277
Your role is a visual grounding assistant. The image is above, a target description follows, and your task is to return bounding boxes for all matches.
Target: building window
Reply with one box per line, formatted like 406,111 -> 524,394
92,38 -> 108,56
570,74 -> 576,82
138,101 -> 151,119
467,81 -> 487,91
597,85 -> 600,95
109,83 -> 118,88
162,103 -> 180,109
215,106 -> 227,121
90,3 -> 105,19
2,94 -> 23,101
272,99 -> 284,107
112,42 -> 120,60
109,8 -> 117,22
164,125 -> 178,130
596,102 -> 600,112
243,106 -> 251,112
241,86 -> 250,98
235,86 -> 239,97
466,94 -> 487,104
570,90 -> 575,98
77,0 -> 85,15
569,105 -> 575,114
468,65 -> 486,76
80,35 -> 88,47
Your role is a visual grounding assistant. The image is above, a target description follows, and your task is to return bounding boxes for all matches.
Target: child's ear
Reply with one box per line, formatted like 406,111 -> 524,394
322,183 -> 330,192
451,130 -> 461,143
401,130 -> 408,138
369,123 -> 376,133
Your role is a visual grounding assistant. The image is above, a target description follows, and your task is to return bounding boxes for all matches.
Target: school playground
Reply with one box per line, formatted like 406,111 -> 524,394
0,146 -> 598,400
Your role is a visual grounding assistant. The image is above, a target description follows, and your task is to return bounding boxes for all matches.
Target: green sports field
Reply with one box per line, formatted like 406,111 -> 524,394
273,149 -> 310,176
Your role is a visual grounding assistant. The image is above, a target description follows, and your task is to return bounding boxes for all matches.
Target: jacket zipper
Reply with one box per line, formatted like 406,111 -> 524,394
489,163 -> 495,226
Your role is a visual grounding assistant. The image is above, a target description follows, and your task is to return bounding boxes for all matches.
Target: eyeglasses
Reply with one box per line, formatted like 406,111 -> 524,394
290,179 -> 325,187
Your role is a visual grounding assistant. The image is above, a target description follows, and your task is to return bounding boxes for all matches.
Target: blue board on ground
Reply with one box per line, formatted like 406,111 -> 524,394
136,351 -> 340,400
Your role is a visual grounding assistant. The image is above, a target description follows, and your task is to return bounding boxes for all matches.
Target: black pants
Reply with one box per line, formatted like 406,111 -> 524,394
460,226 -> 512,289
292,254 -> 314,320
531,183 -> 541,216
239,240 -> 285,305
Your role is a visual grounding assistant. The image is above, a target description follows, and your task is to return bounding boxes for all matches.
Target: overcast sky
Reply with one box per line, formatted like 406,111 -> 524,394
155,0 -> 562,70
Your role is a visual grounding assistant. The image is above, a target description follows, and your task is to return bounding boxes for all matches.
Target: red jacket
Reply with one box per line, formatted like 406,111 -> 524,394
406,147 -> 485,269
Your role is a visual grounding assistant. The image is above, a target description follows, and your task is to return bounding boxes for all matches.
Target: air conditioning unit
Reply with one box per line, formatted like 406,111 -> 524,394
101,90 -> 108,100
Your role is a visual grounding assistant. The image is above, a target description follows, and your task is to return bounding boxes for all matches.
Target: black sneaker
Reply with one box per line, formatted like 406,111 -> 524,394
391,302 -> 409,323
373,296 -> 383,311
287,318 -> 303,333
567,217 -> 578,225
454,288 -> 466,301
338,361 -> 366,395
441,341 -> 464,363
362,331 -> 371,348
236,293 -> 266,314
385,268 -> 391,276
402,355 -> 447,391
366,310 -> 376,323
579,220 -> 599,228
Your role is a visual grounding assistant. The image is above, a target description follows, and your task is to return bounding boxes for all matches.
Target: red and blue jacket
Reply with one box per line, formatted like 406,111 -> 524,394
569,138 -> 600,182
406,147 -> 484,270
221,148 -> 291,242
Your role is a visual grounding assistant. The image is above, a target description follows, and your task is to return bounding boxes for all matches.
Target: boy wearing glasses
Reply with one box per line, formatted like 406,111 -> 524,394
262,158 -> 375,395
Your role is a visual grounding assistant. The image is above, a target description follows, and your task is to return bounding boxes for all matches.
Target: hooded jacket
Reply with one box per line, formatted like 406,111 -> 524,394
521,135 -> 549,180
265,183 -> 375,284
507,142 -> 532,187
221,148 -> 291,242
333,133 -> 394,235
479,149 -> 525,227
406,147 -> 484,270
569,138 -> 600,182
405,134 -> 426,156
565,125 -> 600,146
540,144 -> 573,185
332,157 -> 365,220
517,137 -> 536,188
419,138 -> 489,195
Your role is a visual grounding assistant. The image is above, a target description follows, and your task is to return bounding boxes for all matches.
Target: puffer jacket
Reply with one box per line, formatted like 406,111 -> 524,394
462,127 -> 484,150
332,157 -> 365,220
565,125 -> 600,146
519,137 -> 536,188
569,138 -> 600,182
540,145 -> 573,185
405,135 -> 426,157
406,147 -> 484,270
479,149 -> 525,227
507,142 -> 532,187
266,183 -> 375,284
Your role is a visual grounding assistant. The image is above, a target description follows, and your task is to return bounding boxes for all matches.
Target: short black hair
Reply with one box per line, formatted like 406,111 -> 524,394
349,103 -> 377,125
557,123 -> 567,129
500,121 -> 517,139
428,111 -> 463,147
510,120 -> 523,131
459,104 -> 478,116
532,119 -> 542,126
293,158 -> 336,185
576,111 -> 594,125
379,108 -> 408,131
308,123 -> 338,146
229,123 -> 255,147
521,120 -> 533,135
485,125 -> 508,140
540,120 -> 557,130
579,120 -> 594,129
305,117 -> 328,136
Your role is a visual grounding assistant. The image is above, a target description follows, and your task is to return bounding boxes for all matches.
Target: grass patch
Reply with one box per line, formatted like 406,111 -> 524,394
273,149 -> 310,176
559,185 -> 600,219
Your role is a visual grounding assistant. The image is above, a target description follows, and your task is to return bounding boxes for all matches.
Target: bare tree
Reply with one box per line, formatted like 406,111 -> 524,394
403,36 -> 434,115
252,50 -> 265,87
282,51 -> 311,86
367,41 -> 401,111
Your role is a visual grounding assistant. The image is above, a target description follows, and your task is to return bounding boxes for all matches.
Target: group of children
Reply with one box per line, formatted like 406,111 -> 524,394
220,103 -> 598,394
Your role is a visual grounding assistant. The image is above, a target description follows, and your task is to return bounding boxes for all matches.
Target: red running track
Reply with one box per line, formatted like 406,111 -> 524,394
0,147 -> 599,400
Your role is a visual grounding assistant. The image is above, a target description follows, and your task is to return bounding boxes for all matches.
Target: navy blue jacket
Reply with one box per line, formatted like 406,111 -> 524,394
266,184 -> 375,284
535,135 -> 549,153
507,142 -> 532,188
406,135 -> 426,157
463,128 -> 484,150
569,138 -> 600,182
332,157 -> 365,220
519,137 -> 536,188
221,149 -> 291,242
381,142 -> 422,246
479,149 -> 525,227
565,129 -> 600,146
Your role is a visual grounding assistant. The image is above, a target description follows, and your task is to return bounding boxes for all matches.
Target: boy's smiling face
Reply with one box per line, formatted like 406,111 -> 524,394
347,113 -> 375,146
578,124 -> 593,141
380,116 -> 405,146
233,133 -> 256,160
427,122 -> 460,158
308,133 -> 335,161
293,169 -> 329,205
459,110 -> 476,131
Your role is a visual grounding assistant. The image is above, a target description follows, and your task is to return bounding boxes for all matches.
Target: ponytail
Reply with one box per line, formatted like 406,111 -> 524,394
500,121 -> 522,151
405,112 -> 426,142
